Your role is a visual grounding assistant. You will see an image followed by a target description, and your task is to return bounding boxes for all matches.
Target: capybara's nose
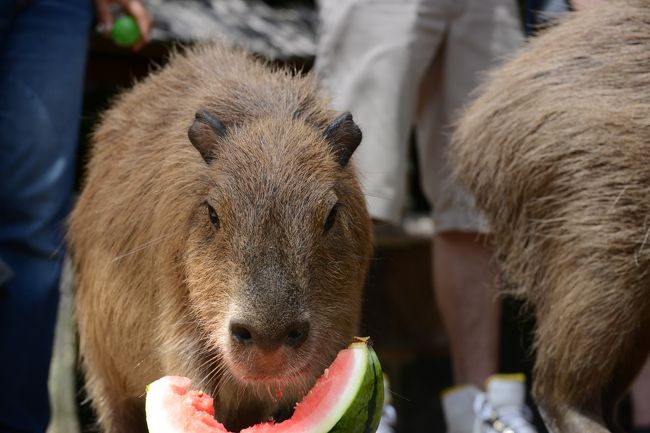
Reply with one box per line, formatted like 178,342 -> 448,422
284,320 -> 310,348
229,319 -> 310,350
229,321 -> 254,345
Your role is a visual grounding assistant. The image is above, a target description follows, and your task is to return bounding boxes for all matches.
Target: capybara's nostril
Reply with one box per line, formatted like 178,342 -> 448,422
285,321 -> 310,348
230,321 -> 254,344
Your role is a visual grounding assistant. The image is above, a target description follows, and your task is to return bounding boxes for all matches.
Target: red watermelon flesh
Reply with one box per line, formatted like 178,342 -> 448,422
145,340 -> 382,433
146,376 -> 229,433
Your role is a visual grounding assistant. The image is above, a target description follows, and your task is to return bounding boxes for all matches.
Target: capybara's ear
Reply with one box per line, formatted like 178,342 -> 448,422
324,112 -> 362,167
188,109 -> 227,163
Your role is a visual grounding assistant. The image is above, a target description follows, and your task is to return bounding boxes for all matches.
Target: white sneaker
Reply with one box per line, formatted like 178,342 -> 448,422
441,385 -> 482,433
376,374 -> 397,433
473,374 -> 537,433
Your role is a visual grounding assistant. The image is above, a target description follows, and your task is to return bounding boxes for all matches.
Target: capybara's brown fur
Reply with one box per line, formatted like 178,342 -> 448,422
68,43 -> 372,433
450,1 -> 650,431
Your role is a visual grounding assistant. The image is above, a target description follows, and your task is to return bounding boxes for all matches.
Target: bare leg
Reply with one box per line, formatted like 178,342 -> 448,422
632,356 -> 650,428
433,231 -> 500,388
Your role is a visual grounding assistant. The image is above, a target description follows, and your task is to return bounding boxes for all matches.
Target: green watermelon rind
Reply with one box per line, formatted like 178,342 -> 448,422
327,343 -> 384,433
307,341 -> 369,432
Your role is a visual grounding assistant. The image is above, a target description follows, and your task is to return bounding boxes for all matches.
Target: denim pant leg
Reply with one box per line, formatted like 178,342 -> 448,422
525,0 -> 569,35
0,1 -> 92,432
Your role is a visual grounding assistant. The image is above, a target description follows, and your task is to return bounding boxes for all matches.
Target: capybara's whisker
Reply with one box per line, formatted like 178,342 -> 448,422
112,233 -> 173,262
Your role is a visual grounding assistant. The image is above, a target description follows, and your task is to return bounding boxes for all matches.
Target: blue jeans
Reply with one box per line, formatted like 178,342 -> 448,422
525,0 -> 569,35
0,1 -> 92,432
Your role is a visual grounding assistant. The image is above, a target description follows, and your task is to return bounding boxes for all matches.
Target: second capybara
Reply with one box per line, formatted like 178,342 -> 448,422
450,1 -> 650,432
68,43 -> 372,433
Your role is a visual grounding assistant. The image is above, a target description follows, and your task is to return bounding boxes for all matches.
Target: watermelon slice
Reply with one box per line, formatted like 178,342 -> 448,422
145,338 -> 383,433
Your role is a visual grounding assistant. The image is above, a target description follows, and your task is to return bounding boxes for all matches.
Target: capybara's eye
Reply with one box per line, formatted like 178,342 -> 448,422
324,203 -> 339,233
207,204 -> 220,229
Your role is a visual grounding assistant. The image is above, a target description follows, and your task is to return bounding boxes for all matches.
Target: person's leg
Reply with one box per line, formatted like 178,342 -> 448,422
0,0 -> 92,431
415,0 -> 522,388
632,356 -> 650,432
415,0 -> 528,431
413,30 -> 500,386
433,232 -> 500,386
429,0 -> 524,384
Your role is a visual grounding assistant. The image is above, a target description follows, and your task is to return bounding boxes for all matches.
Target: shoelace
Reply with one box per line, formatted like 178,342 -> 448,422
473,393 -> 535,433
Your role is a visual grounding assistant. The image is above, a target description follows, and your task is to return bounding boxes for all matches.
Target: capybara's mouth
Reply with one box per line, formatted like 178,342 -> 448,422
224,339 -> 321,389
238,365 -> 311,385
226,356 -> 319,404
222,332 -> 345,406
230,362 -> 314,390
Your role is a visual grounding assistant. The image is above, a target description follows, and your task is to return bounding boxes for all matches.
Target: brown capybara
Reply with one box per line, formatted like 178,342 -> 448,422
68,43 -> 372,433
450,1 -> 650,432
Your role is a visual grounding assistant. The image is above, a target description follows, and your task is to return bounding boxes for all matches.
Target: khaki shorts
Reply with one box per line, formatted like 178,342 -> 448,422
315,0 -> 524,232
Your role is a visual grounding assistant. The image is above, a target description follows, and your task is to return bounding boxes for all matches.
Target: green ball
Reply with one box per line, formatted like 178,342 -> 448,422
111,16 -> 141,47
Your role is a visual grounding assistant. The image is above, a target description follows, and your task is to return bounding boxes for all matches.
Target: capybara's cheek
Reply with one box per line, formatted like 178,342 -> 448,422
184,251 -> 240,341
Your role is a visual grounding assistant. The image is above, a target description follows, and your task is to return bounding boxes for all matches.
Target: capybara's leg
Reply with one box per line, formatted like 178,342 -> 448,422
533,296 -> 650,433
538,404 -> 609,433
540,334 -> 648,433
601,326 -> 650,433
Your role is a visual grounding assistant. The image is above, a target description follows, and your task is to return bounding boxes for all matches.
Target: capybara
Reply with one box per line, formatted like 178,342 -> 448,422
450,1 -> 650,432
68,43 -> 372,433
